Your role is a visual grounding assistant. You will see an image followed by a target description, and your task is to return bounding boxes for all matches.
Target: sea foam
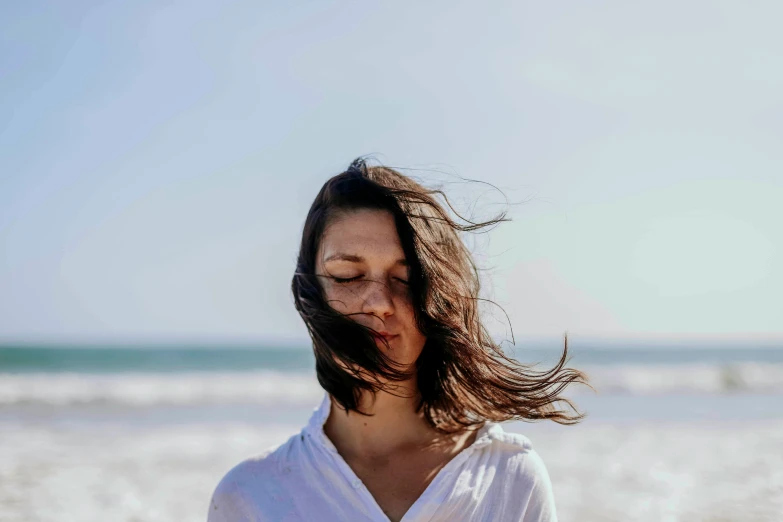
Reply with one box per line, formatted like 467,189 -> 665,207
1,362 -> 782,407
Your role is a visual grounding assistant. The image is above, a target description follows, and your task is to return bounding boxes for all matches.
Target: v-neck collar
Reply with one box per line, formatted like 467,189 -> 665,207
302,392 -> 502,522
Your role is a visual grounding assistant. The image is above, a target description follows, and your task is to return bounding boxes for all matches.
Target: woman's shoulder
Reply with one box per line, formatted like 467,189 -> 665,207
207,431 -> 305,521
481,422 -> 535,456
481,424 -> 552,481
479,424 -> 557,518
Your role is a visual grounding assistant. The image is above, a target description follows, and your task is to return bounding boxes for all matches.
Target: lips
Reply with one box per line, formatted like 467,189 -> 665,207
372,332 -> 398,341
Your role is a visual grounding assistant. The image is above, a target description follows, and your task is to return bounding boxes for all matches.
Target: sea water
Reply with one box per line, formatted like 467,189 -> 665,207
1,343 -> 782,521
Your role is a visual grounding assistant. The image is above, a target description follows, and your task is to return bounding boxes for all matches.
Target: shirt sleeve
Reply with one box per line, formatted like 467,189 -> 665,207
207,475 -> 252,522
519,448 -> 558,522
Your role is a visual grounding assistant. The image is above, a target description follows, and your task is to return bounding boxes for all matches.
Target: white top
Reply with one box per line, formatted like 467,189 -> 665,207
208,393 -> 558,522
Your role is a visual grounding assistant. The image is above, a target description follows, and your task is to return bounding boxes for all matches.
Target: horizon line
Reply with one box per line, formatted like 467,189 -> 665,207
1,334 -> 782,350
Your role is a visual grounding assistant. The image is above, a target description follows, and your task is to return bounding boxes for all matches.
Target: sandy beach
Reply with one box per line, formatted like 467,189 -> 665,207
2,347 -> 782,521
1,396 -> 782,521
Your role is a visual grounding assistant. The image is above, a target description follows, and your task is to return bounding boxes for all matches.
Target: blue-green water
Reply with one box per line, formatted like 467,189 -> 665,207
0,345 -> 316,373
2,342 -> 782,429
1,342 -> 782,373
1,342 -> 781,411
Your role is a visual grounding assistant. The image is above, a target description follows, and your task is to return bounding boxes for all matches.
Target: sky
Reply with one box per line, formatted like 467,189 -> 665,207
1,0 -> 782,345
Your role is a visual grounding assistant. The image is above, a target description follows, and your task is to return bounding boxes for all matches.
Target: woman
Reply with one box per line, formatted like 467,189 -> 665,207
208,159 -> 587,522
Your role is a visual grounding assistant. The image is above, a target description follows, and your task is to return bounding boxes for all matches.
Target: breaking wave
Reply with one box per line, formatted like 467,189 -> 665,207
1,363 -> 782,407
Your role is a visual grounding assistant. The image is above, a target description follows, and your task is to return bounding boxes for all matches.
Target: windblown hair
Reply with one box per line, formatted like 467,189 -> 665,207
291,158 -> 588,433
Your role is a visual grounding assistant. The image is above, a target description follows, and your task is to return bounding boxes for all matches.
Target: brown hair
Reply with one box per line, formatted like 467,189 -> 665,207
291,158 -> 588,433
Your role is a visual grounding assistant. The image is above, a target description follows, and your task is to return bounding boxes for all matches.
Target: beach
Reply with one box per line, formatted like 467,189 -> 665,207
1,345 -> 782,521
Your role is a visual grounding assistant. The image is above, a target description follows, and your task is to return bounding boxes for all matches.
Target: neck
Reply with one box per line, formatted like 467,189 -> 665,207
323,378 -> 437,459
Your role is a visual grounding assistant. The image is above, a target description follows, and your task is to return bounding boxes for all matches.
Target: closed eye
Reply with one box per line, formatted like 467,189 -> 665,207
332,276 -> 361,284
332,276 -> 409,285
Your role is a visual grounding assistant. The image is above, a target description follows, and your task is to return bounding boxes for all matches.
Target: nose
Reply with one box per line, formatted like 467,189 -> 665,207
360,279 -> 395,319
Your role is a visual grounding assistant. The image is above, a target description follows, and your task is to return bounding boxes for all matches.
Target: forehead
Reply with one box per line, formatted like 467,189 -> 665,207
319,209 -> 404,259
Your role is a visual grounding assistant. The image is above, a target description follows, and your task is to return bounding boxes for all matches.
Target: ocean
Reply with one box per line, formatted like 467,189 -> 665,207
1,342 -> 782,521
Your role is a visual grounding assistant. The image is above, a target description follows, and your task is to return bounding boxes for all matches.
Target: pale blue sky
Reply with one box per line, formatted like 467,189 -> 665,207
1,0 -> 781,344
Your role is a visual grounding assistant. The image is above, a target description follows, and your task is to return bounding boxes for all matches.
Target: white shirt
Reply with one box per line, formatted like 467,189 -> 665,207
208,393 -> 558,521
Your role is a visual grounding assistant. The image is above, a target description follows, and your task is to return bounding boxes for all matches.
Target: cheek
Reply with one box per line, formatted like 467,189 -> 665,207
409,329 -> 427,350
397,302 -> 426,345
322,283 -> 360,312
392,294 -> 414,320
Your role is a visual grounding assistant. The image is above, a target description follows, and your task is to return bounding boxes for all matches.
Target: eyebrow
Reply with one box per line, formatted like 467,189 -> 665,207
324,253 -> 408,266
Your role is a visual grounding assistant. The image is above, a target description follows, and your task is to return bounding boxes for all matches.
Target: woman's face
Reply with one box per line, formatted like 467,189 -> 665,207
316,208 -> 427,370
